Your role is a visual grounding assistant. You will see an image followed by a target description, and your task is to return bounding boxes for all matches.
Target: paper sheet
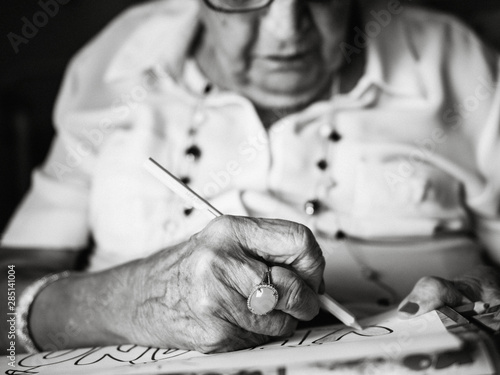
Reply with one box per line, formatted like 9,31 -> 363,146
3,310 -> 463,375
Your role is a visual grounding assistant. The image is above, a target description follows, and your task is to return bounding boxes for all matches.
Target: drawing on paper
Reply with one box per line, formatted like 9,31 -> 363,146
312,325 -> 393,344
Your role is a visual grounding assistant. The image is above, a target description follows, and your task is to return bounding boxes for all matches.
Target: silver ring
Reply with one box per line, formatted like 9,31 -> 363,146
247,267 -> 279,315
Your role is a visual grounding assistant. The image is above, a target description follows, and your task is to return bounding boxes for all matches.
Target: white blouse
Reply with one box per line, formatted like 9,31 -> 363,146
3,0 -> 500,306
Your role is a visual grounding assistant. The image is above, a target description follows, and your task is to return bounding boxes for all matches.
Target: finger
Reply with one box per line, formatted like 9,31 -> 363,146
204,238 -> 318,334
227,328 -> 270,352
209,255 -> 299,337
212,250 -> 268,298
197,324 -> 271,354
216,262 -> 312,334
219,291 -> 299,338
217,256 -> 320,322
209,216 -> 325,291
271,266 -> 320,321
454,266 -> 500,306
398,276 -> 468,319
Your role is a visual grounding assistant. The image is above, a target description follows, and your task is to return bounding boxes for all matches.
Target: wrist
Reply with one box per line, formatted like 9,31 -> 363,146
17,272 -> 72,353
30,270 -> 129,350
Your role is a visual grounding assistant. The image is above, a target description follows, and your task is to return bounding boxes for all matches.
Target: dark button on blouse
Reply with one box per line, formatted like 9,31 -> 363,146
317,160 -> 328,170
329,130 -> 342,142
335,230 -> 347,240
185,145 -> 202,161
304,199 -> 321,216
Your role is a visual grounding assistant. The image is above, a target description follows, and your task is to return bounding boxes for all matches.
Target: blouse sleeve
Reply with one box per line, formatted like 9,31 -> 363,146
1,0 -> 201,251
415,11 -> 500,264
468,58 -> 500,264
1,53 -> 95,250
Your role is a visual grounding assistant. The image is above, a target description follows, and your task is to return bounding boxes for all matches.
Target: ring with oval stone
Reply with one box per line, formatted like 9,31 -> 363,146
247,267 -> 279,315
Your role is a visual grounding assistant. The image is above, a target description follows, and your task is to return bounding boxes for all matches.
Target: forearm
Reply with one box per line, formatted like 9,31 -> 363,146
29,265 -> 135,351
0,247 -> 134,353
1,248 -> 83,352
1,244 -> 187,353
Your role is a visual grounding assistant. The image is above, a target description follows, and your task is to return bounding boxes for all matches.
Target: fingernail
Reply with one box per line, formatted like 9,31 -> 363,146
399,302 -> 420,315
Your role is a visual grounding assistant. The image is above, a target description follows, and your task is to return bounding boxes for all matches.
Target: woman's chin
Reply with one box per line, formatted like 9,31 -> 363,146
244,80 -> 331,110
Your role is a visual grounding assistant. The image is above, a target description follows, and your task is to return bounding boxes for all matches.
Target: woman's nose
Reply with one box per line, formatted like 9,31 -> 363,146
261,0 -> 311,42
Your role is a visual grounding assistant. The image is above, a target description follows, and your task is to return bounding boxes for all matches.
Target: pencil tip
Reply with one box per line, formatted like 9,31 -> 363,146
351,322 -> 363,331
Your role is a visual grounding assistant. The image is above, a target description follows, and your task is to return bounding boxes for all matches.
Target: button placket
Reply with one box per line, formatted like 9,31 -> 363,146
180,105 -> 209,216
304,121 -> 342,216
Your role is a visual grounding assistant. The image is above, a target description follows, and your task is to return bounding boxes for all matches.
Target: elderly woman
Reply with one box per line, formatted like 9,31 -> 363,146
2,0 -> 500,354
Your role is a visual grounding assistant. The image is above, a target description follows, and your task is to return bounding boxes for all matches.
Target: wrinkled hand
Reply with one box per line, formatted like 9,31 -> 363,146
398,265 -> 500,318
122,216 -> 325,353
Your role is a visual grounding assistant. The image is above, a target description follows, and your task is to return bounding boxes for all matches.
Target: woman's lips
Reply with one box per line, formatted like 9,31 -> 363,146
254,49 -> 317,70
266,50 -> 310,60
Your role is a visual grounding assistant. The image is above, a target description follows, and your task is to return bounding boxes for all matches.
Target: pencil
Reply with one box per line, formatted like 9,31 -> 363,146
144,158 -> 222,217
454,301 -> 490,316
144,157 -> 363,330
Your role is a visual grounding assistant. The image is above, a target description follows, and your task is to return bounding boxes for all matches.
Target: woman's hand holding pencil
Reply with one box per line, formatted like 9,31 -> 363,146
145,158 -> 362,331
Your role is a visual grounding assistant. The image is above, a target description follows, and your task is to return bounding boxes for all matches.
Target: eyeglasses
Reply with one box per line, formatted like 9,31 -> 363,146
203,0 -> 332,13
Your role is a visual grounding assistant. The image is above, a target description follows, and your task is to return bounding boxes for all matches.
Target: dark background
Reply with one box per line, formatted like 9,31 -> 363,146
1,0 -> 500,236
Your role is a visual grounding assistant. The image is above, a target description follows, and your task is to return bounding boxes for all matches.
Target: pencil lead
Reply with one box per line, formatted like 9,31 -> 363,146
351,321 -> 363,331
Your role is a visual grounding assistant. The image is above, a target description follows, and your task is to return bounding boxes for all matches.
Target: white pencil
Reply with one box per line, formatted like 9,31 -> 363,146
144,158 -> 222,217
318,294 -> 362,330
144,157 -> 363,330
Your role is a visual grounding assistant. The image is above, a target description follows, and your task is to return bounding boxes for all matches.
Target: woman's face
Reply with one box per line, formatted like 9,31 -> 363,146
199,0 -> 353,109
